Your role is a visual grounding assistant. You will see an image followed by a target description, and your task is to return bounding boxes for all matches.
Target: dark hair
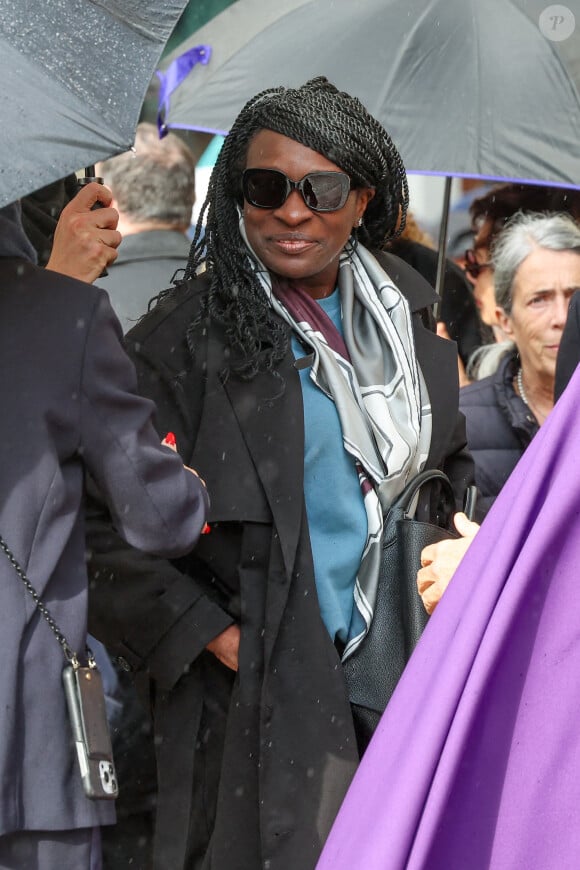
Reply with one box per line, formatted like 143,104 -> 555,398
469,182 -> 580,250
181,76 -> 409,379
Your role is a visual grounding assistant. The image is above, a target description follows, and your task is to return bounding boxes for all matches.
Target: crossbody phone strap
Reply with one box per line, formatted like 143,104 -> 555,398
0,534 -> 94,669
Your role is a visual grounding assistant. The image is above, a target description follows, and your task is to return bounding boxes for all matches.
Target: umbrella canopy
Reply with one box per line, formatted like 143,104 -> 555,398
0,0 -> 190,208
158,0 -> 580,187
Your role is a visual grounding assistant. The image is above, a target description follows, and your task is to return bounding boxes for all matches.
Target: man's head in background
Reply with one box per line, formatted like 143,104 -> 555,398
97,122 -> 196,236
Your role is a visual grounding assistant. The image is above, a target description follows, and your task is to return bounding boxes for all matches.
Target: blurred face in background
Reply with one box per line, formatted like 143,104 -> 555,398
464,217 -> 507,339
465,242 -> 496,324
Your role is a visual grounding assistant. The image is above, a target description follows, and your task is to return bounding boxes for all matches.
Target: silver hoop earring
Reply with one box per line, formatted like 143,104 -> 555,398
355,217 -> 363,228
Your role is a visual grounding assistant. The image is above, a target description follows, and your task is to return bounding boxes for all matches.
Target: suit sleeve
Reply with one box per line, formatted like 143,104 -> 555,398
85,294 -> 233,691
79,290 -> 209,557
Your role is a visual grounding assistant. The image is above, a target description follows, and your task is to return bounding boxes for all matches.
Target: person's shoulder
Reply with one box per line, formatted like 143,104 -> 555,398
459,373 -> 498,406
4,258 -> 101,312
568,290 -> 580,320
373,248 -> 439,311
126,272 -> 210,346
555,292 -> 580,399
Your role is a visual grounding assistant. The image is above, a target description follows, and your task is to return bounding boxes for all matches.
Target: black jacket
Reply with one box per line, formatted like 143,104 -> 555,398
388,237 -> 493,365
555,291 -> 580,400
87,250 -> 474,870
459,350 -> 538,519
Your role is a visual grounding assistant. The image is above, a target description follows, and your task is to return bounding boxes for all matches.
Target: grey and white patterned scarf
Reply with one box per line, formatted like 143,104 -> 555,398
240,221 -> 432,657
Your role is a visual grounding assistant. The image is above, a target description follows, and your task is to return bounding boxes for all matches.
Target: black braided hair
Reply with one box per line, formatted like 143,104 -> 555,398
183,76 -> 409,379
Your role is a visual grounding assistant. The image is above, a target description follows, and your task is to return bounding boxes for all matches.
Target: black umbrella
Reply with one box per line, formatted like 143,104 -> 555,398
157,0 -> 580,186
0,0 -> 190,208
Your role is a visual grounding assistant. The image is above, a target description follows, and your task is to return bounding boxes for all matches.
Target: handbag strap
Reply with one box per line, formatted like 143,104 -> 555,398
393,468 -> 456,519
0,534 -> 90,667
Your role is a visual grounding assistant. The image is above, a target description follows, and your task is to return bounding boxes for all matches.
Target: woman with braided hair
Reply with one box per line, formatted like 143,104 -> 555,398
87,77 -> 473,870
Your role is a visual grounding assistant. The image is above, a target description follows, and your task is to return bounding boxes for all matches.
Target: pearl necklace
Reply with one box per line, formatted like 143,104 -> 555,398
516,367 -> 529,407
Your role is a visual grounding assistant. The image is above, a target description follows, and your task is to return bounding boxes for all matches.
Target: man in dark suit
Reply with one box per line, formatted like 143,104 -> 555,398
0,202 -> 208,869
96,123 -> 196,333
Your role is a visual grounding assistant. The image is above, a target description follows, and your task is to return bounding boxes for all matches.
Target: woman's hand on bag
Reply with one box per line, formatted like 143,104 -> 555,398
206,625 -> 241,671
417,512 -> 480,615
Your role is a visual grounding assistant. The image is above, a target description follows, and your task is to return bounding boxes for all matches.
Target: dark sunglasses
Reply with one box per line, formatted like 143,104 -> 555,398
242,168 -> 351,213
464,248 -> 493,278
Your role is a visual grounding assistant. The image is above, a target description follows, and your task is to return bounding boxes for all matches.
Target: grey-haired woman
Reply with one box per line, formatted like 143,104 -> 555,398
458,210 -> 580,520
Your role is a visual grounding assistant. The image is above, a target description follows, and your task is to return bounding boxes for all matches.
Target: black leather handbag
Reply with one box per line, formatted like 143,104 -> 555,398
343,468 -> 461,755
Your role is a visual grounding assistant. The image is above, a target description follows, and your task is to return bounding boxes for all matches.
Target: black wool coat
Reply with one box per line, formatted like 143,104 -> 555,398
87,250 -> 473,870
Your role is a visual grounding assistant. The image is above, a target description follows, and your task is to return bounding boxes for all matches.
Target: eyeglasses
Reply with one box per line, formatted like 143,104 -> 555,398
242,168 -> 351,213
464,248 -> 493,278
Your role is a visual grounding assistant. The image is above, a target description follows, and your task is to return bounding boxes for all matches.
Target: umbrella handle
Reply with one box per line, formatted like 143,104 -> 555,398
78,166 -> 104,198
433,176 -> 453,319
77,166 -> 108,277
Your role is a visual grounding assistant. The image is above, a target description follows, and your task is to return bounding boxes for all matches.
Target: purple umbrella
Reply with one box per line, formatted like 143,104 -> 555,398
317,362 -> 580,869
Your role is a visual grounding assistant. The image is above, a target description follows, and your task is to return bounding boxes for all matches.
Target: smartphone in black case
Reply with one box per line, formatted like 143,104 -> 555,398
62,664 -> 118,800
